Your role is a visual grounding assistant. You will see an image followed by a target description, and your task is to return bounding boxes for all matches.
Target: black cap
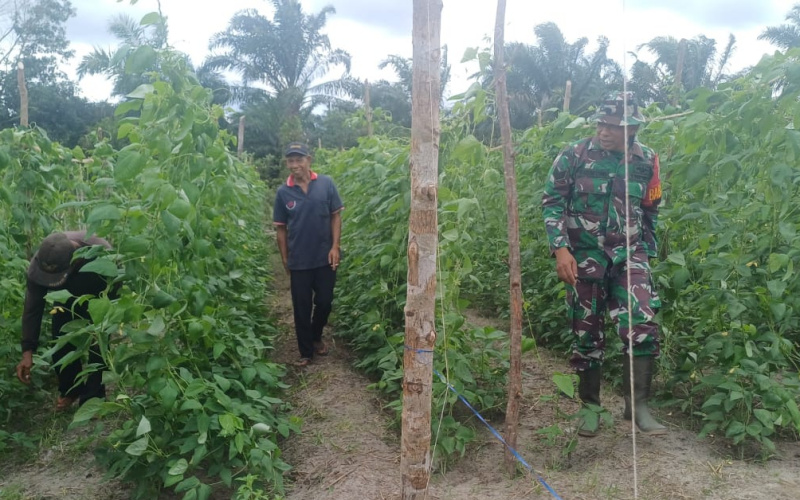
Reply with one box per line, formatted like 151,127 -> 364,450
284,142 -> 311,157
28,232 -> 76,288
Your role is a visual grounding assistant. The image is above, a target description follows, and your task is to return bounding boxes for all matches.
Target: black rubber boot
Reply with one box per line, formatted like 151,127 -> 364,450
622,356 -> 667,435
577,367 -> 602,437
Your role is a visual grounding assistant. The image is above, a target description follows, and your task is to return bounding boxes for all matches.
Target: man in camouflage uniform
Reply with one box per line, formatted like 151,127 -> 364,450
542,92 -> 667,436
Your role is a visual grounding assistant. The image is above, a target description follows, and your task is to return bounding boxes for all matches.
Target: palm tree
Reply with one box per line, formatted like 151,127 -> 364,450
77,13 -> 169,96
759,4 -> 800,50
485,22 -> 620,128
203,0 -> 351,139
632,34 -> 735,104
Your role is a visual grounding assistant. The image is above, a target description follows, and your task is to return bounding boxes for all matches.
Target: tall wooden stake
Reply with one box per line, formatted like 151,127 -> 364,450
402,0 -> 442,498
673,38 -> 687,106
17,62 -> 28,127
563,80 -> 572,113
494,0 -> 524,476
365,79 -> 374,137
237,115 -> 246,157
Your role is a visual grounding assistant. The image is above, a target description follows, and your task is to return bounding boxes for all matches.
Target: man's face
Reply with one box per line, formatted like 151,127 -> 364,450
596,123 -> 638,152
285,154 -> 311,177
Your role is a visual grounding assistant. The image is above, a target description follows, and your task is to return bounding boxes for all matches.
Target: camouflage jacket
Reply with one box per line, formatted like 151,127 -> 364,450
542,137 -> 662,265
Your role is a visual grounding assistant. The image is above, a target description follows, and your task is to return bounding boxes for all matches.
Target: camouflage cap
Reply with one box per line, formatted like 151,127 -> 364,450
591,91 -> 645,126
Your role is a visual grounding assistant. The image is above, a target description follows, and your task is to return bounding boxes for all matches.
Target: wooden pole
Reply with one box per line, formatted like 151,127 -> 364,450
365,79 -> 373,137
17,61 -> 28,127
563,80 -> 572,113
494,0 -> 524,476
673,38 -> 687,106
402,0 -> 442,498
237,115 -> 246,157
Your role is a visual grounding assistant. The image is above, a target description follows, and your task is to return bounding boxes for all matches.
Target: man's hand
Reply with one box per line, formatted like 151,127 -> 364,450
328,247 -> 340,271
555,247 -> 578,286
16,350 -> 33,385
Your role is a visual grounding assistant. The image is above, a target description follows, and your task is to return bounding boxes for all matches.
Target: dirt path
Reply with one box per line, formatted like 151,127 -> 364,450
274,280 -> 800,500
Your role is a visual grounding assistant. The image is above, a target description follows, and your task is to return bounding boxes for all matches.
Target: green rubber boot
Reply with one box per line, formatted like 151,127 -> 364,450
622,356 -> 667,435
577,367 -> 602,437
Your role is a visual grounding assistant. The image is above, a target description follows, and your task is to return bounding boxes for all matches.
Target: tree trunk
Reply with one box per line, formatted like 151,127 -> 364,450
365,79 -> 373,137
563,80 -> 572,113
17,62 -> 28,127
402,0 -> 442,498
493,0 -> 524,476
237,116 -> 245,157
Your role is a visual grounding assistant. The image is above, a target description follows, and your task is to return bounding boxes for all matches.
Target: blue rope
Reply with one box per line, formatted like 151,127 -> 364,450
404,345 -> 434,354
433,369 -> 563,500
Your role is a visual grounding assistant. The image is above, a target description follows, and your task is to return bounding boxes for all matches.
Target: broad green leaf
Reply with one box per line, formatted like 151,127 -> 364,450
147,315 -> 166,335
126,46 -> 157,74
770,303 -> 787,322
168,198 -> 192,220
213,374 -> 231,392
159,383 -> 178,410
180,400 -> 203,411
753,409 -> 775,431
667,252 -> 686,266
115,99 -> 142,116
87,204 -> 122,223
460,46 -> 478,63
452,135 -> 485,164
125,436 -> 148,456
151,290 -> 177,309
127,84 -> 155,99
117,122 -> 135,140
553,372 -> 575,398
212,343 -> 225,359
79,259 -> 118,277
120,236 -> 150,257
168,458 -> 189,476
140,12 -> 162,25
175,476 -> 200,493
768,253 -> 789,273
442,229 -> 458,242
115,149 -> 146,181
219,413 -> 243,436
88,297 -> 111,323
136,416 -> 151,436
767,280 -> 787,298
71,398 -> 104,425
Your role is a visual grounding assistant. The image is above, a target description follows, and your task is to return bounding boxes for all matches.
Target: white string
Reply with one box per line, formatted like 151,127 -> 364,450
422,1 -> 448,498
620,0 -> 640,497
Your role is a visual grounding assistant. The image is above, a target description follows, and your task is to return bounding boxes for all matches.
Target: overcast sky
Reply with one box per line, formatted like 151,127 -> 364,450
66,0 -> 798,101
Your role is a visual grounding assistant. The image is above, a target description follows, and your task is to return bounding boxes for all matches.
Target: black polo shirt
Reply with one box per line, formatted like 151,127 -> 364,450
273,172 -> 344,271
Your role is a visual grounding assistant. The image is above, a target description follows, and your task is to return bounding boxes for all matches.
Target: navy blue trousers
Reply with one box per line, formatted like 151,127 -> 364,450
290,266 -> 336,359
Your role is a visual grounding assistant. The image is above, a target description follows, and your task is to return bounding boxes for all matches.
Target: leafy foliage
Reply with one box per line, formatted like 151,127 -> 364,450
0,37 -> 294,499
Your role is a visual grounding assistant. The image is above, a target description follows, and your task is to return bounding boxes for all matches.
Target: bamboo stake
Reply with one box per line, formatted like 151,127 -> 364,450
563,80 -> 572,113
494,0 -> 524,476
401,0 -> 442,498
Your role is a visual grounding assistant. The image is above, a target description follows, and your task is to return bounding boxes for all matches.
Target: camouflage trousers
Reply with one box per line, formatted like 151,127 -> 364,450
566,257 -> 660,371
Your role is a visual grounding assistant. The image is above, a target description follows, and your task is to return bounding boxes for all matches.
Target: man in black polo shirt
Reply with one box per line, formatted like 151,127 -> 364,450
273,142 -> 344,367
